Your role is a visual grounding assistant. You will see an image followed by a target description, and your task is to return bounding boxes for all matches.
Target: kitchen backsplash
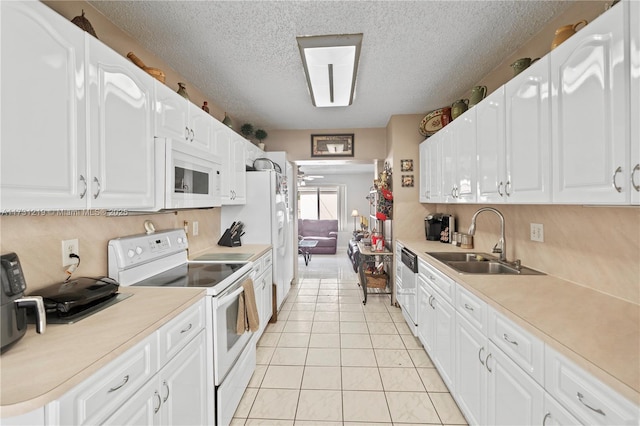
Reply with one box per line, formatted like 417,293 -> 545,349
398,204 -> 639,305
0,209 -> 221,293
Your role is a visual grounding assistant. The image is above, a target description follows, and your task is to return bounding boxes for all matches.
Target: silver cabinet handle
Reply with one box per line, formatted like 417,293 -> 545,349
92,177 -> 101,199
162,380 -> 170,403
503,333 -> 518,346
428,295 -> 435,309
632,164 -> 640,192
485,353 -> 493,372
577,392 -> 606,416
497,181 -> 504,197
464,303 -> 474,311
542,412 -> 551,426
612,166 -> 623,193
79,175 -> 87,199
153,390 -> 162,414
108,375 -> 129,393
185,126 -> 190,141
478,346 -> 485,365
505,180 -> 511,197
451,187 -> 456,198
180,323 -> 193,334
190,128 -> 195,142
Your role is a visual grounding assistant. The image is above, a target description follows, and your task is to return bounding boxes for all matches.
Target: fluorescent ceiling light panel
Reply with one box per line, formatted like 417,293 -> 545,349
297,34 -> 363,107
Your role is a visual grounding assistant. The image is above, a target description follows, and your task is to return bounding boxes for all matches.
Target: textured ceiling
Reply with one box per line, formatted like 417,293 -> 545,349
88,0 -> 572,131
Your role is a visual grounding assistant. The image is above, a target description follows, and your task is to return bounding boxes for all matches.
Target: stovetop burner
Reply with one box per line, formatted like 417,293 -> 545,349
131,262 -> 247,290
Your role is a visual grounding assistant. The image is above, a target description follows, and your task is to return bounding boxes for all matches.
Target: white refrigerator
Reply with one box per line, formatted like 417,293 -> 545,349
221,169 -> 294,310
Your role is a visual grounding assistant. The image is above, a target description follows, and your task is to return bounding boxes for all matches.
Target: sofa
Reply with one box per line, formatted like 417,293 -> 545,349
298,219 -> 338,254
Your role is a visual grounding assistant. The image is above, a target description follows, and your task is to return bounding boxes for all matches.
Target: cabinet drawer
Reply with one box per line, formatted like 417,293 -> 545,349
418,258 -> 454,304
158,298 -> 205,367
262,251 -> 273,269
252,258 -> 263,276
545,346 -> 639,425
488,308 -> 544,384
455,285 -> 487,334
57,333 -> 157,425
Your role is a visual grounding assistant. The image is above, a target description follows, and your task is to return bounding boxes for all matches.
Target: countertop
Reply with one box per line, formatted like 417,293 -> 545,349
398,239 -> 640,406
189,244 -> 272,263
0,287 -> 205,418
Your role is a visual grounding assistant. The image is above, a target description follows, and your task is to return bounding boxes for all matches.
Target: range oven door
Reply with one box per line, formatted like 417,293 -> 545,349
158,138 -> 222,209
211,274 -> 253,385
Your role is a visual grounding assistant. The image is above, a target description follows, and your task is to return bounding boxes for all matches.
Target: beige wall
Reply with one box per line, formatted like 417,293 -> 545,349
267,128 -> 386,162
0,209 -> 221,294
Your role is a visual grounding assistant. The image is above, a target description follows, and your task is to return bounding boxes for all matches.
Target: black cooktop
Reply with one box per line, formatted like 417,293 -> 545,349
132,262 -> 246,288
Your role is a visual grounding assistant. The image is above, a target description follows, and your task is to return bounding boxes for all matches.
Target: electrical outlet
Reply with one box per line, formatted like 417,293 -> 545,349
193,221 -> 199,236
61,239 -> 79,266
530,223 -> 544,242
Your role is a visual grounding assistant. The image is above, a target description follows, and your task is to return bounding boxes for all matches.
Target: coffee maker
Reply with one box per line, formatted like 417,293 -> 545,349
424,214 -> 443,241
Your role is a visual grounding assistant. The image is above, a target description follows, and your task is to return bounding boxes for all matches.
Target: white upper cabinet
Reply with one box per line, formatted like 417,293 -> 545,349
87,37 -> 155,209
214,131 -> 247,205
154,81 -> 215,153
631,0 -> 640,205
451,108 -> 477,203
419,135 -> 443,203
440,126 -> 456,203
476,86 -> 506,203
1,1 -> 87,210
551,4 -> 629,204
505,56 -> 551,203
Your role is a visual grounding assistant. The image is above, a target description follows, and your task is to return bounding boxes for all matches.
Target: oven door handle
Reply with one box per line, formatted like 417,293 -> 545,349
217,283 -> 245,306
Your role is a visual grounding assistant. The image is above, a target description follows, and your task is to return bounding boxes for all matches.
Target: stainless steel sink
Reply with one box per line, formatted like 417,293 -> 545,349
427,252 -> 494,263
426,252 -> 544,275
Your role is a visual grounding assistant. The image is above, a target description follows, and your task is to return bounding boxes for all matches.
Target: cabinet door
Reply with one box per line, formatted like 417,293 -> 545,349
631,0 -> 640,205
0,1 -> 87,210
433,293 -> 456,391
160,331 -> 208,426
188,104 -> 215,153
505,56 -> 551,203
542,392 -> 582,426
486,341 -> 544,426
231,135 -> 247,204
453,108 -> 477,202
419,141 -> 429,202
455,314 -> 487,426
154,80 -> 189,141
214,131 -> 234,204
87,37 -> 155,209
426,136 -> 442,202
476,87 -> 506,203
102,378 -> 160,426
551,5 -> 628,204
440,127 -> 457,203
417,276 -> 434,353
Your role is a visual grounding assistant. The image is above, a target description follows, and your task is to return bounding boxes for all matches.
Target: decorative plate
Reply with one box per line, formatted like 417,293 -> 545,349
419,107 -> 452,137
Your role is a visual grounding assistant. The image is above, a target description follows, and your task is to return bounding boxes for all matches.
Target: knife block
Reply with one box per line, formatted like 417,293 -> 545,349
217,227 -> 242,247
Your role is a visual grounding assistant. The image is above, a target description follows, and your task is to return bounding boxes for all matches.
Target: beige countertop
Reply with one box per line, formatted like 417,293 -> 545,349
189,244 -> 272,263
0,287 -> 205,418
398,239 -> 640,406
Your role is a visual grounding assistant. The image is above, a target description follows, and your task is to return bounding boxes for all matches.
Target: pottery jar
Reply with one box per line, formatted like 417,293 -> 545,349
551,20 -> 588,50
451,99 -> 469,120
468,85 -> 487,107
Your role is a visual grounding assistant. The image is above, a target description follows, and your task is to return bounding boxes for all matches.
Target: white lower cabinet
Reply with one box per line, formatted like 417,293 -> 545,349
543,392 -> 582,426
417,274 -> 455,391
454,313 -> 487,425
103,331 -> 207,426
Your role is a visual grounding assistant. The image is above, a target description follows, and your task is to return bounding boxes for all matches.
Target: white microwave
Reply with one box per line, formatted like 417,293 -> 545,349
155,138 -> 222,209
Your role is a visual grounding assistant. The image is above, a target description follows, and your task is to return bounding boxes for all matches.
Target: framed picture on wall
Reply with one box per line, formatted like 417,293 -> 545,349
401,175 -> 414,187
311,134 -> 354,157
400,159 -> 413,172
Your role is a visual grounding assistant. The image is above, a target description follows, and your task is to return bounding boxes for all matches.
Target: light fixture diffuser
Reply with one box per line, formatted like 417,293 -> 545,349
297,33 -> 363,107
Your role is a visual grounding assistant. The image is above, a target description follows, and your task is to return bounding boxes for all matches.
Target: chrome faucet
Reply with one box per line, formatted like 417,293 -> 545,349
468,207 -> 507,262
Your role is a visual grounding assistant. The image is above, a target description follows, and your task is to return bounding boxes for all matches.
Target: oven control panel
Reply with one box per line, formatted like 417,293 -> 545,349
108,229 -> 189,271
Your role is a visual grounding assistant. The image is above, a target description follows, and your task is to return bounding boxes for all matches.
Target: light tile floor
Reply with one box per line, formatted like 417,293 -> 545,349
232,250 -> 468,425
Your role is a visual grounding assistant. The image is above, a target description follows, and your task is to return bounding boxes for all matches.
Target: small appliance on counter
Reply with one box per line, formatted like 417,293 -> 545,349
1,253 -> 46,352
440,214 -> 456,244
29,276 -> 129,324
425,214 -> 443,241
